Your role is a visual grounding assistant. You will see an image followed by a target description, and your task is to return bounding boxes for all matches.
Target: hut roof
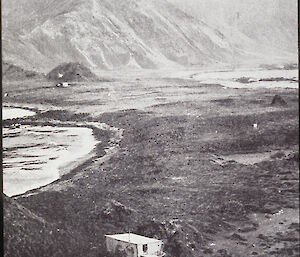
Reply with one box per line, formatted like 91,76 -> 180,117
105,233 -> 161,244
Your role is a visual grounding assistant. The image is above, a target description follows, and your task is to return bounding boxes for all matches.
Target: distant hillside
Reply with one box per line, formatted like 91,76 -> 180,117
2,0 -> 297,72
2,62 -> 44,81
46,62 -> 99,82
167,0 -> 298,59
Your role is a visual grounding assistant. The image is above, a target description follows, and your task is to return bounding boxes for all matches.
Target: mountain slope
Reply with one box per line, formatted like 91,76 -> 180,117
167,0 -> 298,57
2,0 -> 240,72
2,0 -> 297,73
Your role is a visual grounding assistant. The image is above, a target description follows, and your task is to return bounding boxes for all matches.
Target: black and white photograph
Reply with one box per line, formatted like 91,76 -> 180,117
2,0 -> 299,256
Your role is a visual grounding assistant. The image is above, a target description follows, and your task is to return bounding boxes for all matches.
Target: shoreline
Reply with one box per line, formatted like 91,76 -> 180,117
16,121 -> 124,197
2,106 -> 37,120
3,106 -> 123,198
3,124 -> 98,197
23,123 -> 124,197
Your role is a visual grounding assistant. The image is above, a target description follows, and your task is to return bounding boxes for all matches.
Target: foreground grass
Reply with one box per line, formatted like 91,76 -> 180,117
3,78 -> 299,257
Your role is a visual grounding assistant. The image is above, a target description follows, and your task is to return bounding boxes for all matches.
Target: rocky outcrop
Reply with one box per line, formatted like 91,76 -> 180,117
46,62 -> 99,82
101,200 -> 135,222
271,95 -> 287,106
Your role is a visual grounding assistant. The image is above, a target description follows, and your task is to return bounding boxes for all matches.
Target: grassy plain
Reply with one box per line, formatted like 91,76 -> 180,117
3,71 -> 299,257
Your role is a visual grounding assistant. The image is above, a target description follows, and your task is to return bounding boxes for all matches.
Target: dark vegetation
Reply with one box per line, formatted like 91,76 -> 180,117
3,78 -> 299,257
3,193 -> 87,257
46,62 -> 99,82
5,107 -> 299,257
2,62 -> 44,81
259,77 -> 298,82
236,76 -> 298,84
259,63 -> 298,70
235,77 -> 256,84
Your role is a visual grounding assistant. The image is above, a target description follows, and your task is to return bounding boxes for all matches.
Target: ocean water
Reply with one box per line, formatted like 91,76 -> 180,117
3,108 -> 97,196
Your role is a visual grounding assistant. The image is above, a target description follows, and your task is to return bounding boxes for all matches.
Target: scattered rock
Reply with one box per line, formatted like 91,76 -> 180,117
236,77 -> 257,84
262,203 -> 280,214
284,63 -> 298,70
271,95 -> 287,106
270,151 -> 286,159
136,219 -> 182,241
101,200 -> 135,222
286,152 -> 299,162
217,249 -> 231,256
244,204 -> 260,212
202,248 -> 213,254
230,233 -> 247,242
288,223 -> 299,231
136,220 -> 198,257
257,234 -> 269,241
238,226 -> 257,233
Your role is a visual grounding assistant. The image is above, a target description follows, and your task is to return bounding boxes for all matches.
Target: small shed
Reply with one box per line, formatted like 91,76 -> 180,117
105,233 -> 165,257
62,82 -> 69,87
55,82 -> 69,88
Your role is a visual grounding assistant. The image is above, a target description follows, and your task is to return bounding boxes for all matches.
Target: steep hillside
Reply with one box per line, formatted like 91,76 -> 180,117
3,193 -> 86,257
2,0 -> 297,72
3,0 -> 246,73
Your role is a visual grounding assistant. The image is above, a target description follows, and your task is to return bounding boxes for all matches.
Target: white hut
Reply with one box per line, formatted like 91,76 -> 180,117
56,82 -> 69,88
105,233 -> 165,257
